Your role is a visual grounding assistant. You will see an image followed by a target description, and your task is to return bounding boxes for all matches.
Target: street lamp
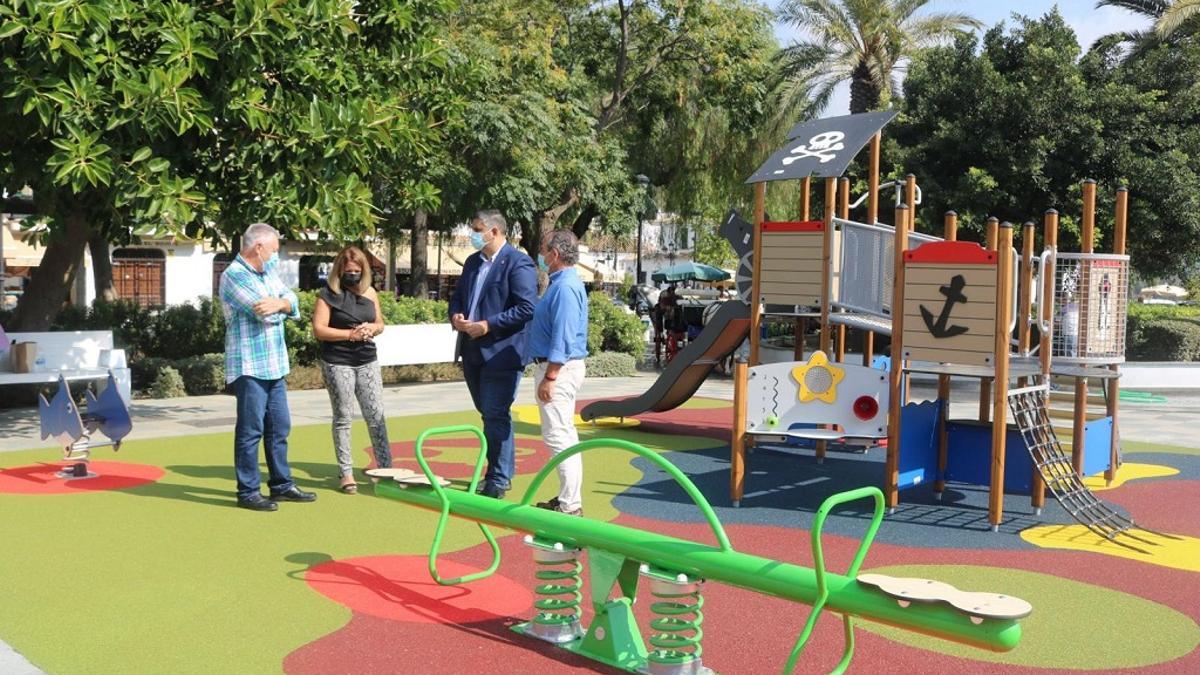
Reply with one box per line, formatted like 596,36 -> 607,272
635,174 -> 651,285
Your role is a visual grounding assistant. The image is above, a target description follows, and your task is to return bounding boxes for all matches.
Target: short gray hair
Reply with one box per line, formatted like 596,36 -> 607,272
544,229 -> 578,266
472,210 -> 507,235
242,223 -> 280,251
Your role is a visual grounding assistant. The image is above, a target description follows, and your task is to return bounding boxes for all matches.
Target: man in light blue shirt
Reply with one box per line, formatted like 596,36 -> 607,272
526,229 -> 589,516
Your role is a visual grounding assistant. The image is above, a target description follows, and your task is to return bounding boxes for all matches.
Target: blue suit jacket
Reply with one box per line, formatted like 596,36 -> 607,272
449,243 -> 538,370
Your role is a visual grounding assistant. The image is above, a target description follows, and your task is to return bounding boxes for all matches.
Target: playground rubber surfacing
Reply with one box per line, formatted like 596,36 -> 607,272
0,398 -> 1197,673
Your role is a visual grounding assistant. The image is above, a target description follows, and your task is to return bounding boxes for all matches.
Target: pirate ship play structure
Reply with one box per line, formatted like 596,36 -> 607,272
727,110 -> 1162,551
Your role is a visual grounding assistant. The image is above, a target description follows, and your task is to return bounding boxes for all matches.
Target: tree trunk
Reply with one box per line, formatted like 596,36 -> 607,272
9,208 -> 91,331
849,61 -> 881,114
571,204 -> 599,239
89,232 -> 116,303
408,208 -> 428,298
530,187 -> 581,257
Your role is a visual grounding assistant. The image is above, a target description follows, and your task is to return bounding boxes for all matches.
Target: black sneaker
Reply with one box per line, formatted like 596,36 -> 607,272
535,497 -> 582,517
270,487 -> 317,503
238,494 -> 278,512
479,483 -> 507,499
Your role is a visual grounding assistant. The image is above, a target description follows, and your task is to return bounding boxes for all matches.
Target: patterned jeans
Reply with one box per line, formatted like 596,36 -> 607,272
320,360 -> 393,475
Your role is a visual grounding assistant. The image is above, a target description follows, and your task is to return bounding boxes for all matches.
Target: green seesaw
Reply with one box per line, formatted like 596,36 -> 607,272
372,425 -> 1031,674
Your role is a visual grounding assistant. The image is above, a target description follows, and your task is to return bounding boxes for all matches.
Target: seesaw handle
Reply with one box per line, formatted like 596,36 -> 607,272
414,425 -> 502,586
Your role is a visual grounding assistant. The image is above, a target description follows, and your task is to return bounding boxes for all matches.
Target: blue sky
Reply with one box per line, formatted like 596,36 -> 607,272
768,1 -> 1151,115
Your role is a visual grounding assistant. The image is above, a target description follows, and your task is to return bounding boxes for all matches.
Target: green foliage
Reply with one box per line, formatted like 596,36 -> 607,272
131,356 -> 171,392
176,354 -> 225,395
378,293 -> 448,324
150,366 -> 186,399
146,298 -> 224,360
287,290 -> 448,366
894,11 -> 1098,238
0,0 -> 457,240
585,351 -> 637,377
1127,318 -> 1200,361
438,0 -> 778,249
586,292 -> 645,358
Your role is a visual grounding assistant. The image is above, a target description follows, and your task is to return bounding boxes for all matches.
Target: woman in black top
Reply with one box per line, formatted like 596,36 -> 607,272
312,246 -> 393,493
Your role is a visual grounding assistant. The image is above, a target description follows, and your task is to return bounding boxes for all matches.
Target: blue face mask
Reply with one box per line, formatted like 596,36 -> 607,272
469,230 -> 488,251
263,251 -> 279,273
537,254 -> 548,271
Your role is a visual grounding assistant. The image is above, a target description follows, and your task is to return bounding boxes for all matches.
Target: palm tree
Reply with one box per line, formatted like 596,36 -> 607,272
1093,1 -> 1200,56
774,0 -> 981,116
1158,0 -> 1200,36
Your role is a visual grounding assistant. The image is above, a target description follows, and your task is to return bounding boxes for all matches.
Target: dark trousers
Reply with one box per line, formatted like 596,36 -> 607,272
462,359 -> 521,490
232,376 -> 295,499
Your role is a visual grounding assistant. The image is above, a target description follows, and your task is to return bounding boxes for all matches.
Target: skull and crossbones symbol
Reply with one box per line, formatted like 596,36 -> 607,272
779,131 -> 845,168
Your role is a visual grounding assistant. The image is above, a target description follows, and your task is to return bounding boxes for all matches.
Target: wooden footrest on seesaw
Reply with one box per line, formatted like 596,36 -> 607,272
364,467 -> 451,487
857,573 -> 1033,622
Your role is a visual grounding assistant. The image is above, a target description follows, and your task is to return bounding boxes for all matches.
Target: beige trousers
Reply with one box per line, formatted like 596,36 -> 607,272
535,360 -> 586,510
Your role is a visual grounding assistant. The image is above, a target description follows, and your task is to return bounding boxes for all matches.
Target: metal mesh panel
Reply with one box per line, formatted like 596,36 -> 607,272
834,218 -> 939,318
1051,253 -> 1128,364
804,366 -> 834,394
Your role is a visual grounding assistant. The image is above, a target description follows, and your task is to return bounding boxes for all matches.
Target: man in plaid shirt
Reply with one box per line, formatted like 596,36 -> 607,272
219,223 -> 316,511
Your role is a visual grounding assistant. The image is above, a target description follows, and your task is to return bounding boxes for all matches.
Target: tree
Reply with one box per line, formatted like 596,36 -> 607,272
0,0 -> 454,329
437,0 -> 778,257
893,12 -> 1099,238
1092,1 -> 1200,56
774,0 -> 980,115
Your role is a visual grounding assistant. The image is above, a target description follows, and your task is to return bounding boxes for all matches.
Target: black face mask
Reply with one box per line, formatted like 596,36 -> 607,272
340,272 -> 362,288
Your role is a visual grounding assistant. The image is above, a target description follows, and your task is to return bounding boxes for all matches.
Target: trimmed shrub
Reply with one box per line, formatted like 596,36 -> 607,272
585,351 -> 637,377
1127,318 -> 1200,361
285,364 -> 326,390
131,356 -> 173,391
150,298 -> 225,360
587,292 -> 644,358
150,367 -> 187,398
177,354 -> 226,395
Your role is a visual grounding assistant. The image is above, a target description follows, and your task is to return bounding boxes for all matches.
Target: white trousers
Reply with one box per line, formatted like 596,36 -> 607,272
535,360 -> 586,511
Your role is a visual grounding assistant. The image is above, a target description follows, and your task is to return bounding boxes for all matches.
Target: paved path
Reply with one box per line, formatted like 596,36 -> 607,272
3,372 -> 1196,453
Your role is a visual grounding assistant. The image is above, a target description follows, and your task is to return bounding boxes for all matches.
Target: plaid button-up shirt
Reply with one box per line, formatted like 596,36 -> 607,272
219,255 -> 300,383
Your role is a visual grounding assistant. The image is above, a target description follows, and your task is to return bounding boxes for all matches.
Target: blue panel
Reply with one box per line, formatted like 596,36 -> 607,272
784,422 -> 818,448
897,400 -> 941,490
1081,417 -> 1114,477
944,421 -> 1034,494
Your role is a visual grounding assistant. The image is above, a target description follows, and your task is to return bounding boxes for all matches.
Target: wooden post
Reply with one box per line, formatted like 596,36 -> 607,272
730,358 -> 749,506
901,175 -> 917,403
904,174 -> 917,232
816,177 -> 836,462
1072,180 -> 1097,474
862,331 -> 874,367
749,182 -> 766,366
1018,222 -> 1035,359
793,317 -> 805,361
867,133 -> 881,225
800,176 -> 812,221
935,211 -> 958,496
990,222 -> 1015,530
1105,186 -> 1128,484
1032,209 -> 1059,512
796,173 -> 812,359
884,202 -> 909,510
820,177 -> 835,355
980,218 -> 999,423
836,177 -> 850,363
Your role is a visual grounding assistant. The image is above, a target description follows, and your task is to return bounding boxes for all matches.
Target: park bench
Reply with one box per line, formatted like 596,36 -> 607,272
0,330 -> 132,402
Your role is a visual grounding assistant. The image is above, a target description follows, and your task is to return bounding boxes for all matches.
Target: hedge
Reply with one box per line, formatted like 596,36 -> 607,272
587,292 -> 644,358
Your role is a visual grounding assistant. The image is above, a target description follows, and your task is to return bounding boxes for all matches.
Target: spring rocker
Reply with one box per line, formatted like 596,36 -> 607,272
373,425 -> 1031,674
36,373 -> 132,479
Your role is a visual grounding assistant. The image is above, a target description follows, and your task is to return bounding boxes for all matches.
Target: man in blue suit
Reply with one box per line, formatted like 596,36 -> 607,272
450,210 -> 538,498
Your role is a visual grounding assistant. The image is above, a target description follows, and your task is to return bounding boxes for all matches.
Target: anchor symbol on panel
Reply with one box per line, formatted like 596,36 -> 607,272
919,274 -> 969,338
773,131 -> 845,174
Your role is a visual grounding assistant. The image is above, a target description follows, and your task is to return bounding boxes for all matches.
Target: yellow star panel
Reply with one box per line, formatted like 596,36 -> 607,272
790,350 -> 844,403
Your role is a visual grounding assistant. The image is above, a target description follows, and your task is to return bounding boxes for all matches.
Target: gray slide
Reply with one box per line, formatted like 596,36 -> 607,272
580,300 -> 751,421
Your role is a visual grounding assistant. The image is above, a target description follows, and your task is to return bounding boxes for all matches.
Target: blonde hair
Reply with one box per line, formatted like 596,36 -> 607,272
328,246 -> 372,294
